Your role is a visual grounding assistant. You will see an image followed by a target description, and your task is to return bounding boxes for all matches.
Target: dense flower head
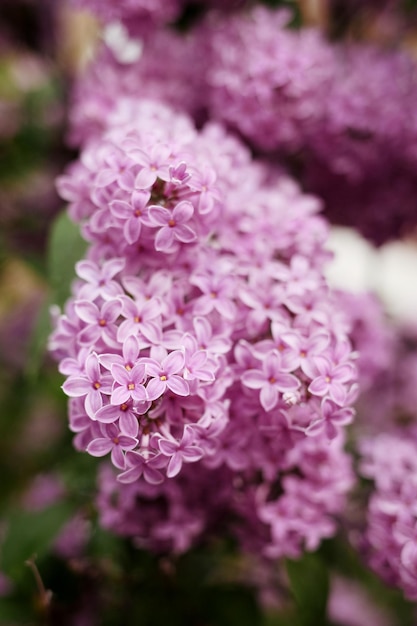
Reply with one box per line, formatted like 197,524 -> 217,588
204,6 -> 335,153
51,98 -> 357,558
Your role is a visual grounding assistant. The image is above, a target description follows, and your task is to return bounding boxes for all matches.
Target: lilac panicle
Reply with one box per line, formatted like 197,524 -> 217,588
51,98 -> 356,560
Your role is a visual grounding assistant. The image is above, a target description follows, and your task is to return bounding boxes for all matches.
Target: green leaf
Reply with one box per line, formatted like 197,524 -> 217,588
1,503 -> 74,579
47,211 -> 86,308
25,299 -> 51,381
286,552 -> 329,626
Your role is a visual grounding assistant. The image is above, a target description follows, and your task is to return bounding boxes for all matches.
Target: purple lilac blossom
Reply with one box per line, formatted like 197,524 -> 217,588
51,98 -> 357,558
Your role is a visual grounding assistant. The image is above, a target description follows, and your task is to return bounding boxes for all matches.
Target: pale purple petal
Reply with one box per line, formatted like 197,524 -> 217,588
111,385 -> 130,405
124,217 -> 141,244
260,385 -> 278,412
119,411 -> 139,437
167,375 -> 189,397
146,377 -> 166,401
167,452 -> 183,478
155,226 -> 175,252
158,439 -> 178,456
242,370 -> 265,390
110,199 -> 132,219
173,201 -> 194,223
163,350 -> 185,375
135,168 -> 157,189
174,223 -> 197,244
62,377 -> 92,397
308,377 -> 328,397
87,438 -> 113,456
74,301 -> 99,324
148,205 -> 170,226
85,390 -> 103,418
95,404 -> 119,424
111,446 -> 126,469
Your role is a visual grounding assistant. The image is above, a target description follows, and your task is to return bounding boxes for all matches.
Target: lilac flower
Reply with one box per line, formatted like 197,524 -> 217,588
145,351 -> 189,401
111,361 -> 147,405
87,423 -> 138,469
75,299 -> 121,346
62,353 -> 112,419
242,351 -> 300,412
148,201 -> 197,253
191,272 -> 236,320
305,398 -> 354,439
96,399 -> 141,438
76,258 -> 125,301
307,357 -> 356,406
156,425 -> 204,478
182,335 -> 216,383
117,295 -> 162,345
52,97 -> 357,560
109,190 -> 152,244
117,450 -> 166,484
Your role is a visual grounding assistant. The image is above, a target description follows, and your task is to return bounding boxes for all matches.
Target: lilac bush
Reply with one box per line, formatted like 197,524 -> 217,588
1,0 -> 414,622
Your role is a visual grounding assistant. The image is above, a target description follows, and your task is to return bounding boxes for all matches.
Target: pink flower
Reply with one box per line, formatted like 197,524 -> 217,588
87,423 -> 138,469
75,299 -> 121,346
111,361 -> 147,405
117,295 -> 162,345
242,351 -> 300,412
109,189 -> 152,244
62,353 -> 112,419
145,350 -> 189,401
191,272 -> 236,320
307,356 -> 355,406
156,425 -> 204,478
75,258 -> 125,301
148,200 -> 197,252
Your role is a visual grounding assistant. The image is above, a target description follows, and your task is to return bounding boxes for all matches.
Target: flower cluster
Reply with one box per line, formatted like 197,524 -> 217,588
357,431 -> 417,601
203,6 -> 417,244
343,311 -> 417,600
50,98 -> 357,557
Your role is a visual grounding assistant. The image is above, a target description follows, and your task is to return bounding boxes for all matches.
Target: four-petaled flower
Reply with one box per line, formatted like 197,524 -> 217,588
111,361 -> 147,405
145,350 -> 189,401
62,353 -> 112,419
242,351 -> 300,412
155,425 -> 204,478
148,201 -> 197,252
87,423 -> 138,469
109,189 -> 152,244
307,356 -> 356,406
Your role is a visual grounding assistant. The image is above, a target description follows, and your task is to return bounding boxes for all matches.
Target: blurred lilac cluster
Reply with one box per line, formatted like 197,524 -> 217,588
204,7 -> 417,244
340,294 -> 417,600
